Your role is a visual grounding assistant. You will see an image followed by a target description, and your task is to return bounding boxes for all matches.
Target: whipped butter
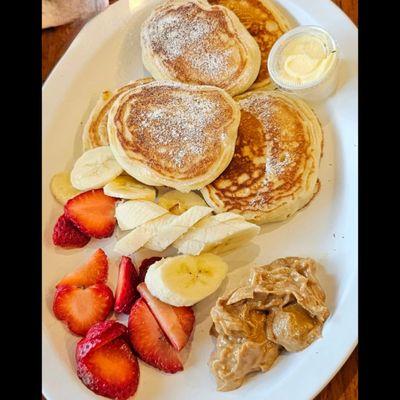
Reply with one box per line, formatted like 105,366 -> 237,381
268,26 -> 339,102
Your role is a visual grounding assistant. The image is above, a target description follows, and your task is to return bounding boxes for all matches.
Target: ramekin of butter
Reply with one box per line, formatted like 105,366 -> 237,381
268,26 -> 339,102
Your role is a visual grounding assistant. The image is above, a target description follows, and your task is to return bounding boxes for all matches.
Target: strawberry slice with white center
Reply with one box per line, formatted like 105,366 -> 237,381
137,282 -> 194,351
128,298 -> 183,373
56,248 -> 108,288
65,189 -> 117,239
53,283 -> 114,336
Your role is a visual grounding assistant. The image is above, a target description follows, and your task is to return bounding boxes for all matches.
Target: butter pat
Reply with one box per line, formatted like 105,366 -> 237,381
281,35 -> 335,84
268,26 -> 339,102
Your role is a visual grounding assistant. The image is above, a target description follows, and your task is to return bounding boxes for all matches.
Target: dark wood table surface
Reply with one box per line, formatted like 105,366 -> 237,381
42,1 -> 358,399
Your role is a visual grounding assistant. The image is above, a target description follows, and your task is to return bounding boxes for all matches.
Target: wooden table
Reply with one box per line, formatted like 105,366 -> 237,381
42,1 -> 358,399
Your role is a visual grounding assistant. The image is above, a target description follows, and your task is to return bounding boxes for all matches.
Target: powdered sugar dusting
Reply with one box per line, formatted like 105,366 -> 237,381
148,12 -> 214,59
130,82 -> 223,168
240,93 -> 295,179
191,47 -> 236,79
142,1 -> 239,83
208,91 -> 311,212
240,93 -> 280,133
265,152 -> 293,176
248,192 -> 269,208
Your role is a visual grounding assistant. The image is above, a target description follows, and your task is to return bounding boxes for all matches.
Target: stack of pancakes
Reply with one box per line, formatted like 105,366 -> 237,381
82,0 -> 323,224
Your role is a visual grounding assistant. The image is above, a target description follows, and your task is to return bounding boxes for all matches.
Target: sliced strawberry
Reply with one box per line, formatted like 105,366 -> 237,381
77,337 -> 139,400
52,214 -> 90,248
173,305 -> 195,338
137,283 -> 194,351
53,284 -> 114,336
65,189 -> 117,239
128,298 -> 183,373
76,320 -> 127,361
137,257 -> 162,284
85,320 -> 127,342
114,256 -> 139,314
56,249 -> 108,288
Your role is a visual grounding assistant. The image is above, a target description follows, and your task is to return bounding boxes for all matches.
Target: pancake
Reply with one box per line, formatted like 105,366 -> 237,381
209,0 -> 291,89
107,80 -> 241,192
201,90 -> 323,224
140,0 -> 261,96
82,78 -> 153,151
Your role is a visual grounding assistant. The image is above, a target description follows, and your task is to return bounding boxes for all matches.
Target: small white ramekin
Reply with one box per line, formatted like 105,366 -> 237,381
268,26 -> 340,102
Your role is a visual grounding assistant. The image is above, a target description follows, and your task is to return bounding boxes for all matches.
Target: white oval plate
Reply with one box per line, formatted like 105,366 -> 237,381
42,1 -> 358,399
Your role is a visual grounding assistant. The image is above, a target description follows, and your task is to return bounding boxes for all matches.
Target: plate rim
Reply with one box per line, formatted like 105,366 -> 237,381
42,0 -> 358,399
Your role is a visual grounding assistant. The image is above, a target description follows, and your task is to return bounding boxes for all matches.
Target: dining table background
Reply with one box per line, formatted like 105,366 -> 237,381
41,0 -> 358,398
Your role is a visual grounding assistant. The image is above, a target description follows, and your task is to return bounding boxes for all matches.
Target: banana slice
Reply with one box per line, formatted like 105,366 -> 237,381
199,212 -> 245,225
174,211 -> 243,233
114,214 -> 176,255
144,206 -> 213,251
70,146 -> 123,190
174,213 -> 260,256
158,190 -> 207,215
115,200 -> 169,231
145,253 -> 228,306
103,175 -> 156,201
50,172 -> 82,205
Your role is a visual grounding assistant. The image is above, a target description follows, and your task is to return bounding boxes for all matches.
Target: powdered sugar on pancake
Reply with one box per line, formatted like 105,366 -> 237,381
239,93 -> 295,179
117,81 -> 234,174
141,0 -> 241,84
148,12 -> 215,59
137,92 -> 218,167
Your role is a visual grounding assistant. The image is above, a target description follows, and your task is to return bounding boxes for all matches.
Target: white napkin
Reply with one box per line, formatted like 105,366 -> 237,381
42,0 -> 110,29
